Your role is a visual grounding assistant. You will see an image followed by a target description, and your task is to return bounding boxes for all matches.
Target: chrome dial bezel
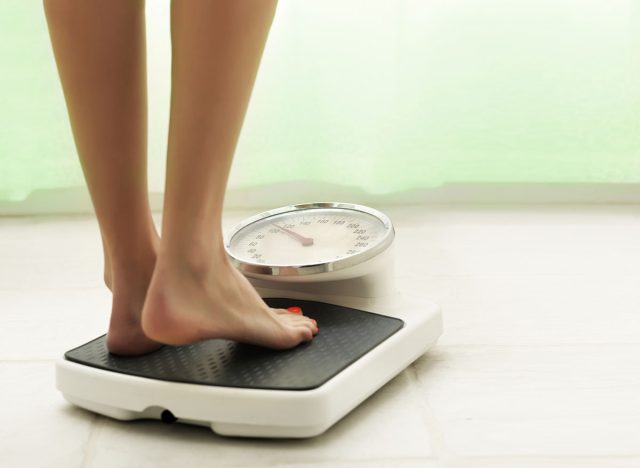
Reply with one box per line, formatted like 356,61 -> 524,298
224,202 -> 395,277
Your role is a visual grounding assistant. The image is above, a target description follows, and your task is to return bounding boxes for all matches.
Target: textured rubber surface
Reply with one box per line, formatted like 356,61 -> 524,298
64,298 -> 404,391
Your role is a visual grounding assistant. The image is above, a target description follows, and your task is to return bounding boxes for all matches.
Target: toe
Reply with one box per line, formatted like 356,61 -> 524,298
295,317 -> 318,336
295,326 -> 314,342
275,306 -> 303,315
280,313 -> 316,330
284,314 -> 310,324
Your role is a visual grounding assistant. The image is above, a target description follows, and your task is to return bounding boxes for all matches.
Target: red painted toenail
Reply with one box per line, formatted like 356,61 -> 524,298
311,319 -> 317,326
287,306 -> 302,315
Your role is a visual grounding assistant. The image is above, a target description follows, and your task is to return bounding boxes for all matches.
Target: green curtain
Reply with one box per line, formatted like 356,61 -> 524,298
2,0 -> 640,205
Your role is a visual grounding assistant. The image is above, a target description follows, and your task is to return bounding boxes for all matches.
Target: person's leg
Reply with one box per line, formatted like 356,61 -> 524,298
100,230 -> 113,290
142,0 -> 317,349
44,0 -> 160,354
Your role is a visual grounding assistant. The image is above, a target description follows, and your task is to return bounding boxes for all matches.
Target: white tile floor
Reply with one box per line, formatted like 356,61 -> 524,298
1,205 -> 639,468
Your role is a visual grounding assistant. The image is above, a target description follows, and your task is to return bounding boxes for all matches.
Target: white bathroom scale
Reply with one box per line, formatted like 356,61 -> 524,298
56,202 -> 442,438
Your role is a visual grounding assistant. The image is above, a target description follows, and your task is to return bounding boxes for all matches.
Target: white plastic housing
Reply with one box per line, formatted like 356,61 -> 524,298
56,291 -> 441,438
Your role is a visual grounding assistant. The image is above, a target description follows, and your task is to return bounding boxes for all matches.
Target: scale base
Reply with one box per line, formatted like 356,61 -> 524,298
56,295 -> 441,438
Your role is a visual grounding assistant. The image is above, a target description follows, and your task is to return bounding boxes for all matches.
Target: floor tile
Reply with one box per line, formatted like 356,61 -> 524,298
446,456 -> 640,468
268,460 -> 440,468
0,363 -> 95,468
0,216 -> 105,291
412,345 -> 640,456
397,274 -> 640,346
390,205 -> 640,278
0,288 -> 109,360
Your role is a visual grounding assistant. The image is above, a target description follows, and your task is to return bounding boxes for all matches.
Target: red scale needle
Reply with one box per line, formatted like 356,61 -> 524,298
272,223 -> 314,246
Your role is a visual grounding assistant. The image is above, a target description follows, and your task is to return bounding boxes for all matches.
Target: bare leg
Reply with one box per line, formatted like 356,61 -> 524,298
100,230 -> 112,290
142,0 -> 317,349
44,0 -> 160,355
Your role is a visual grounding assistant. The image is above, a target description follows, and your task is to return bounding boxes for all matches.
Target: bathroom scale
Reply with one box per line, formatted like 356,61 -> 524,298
56,202 -> 442,438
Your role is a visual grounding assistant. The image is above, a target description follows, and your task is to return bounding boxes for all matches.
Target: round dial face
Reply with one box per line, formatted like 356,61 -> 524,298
226,205 -> 392,269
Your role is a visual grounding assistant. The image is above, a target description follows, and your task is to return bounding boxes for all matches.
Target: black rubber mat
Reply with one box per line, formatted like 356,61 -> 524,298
65,298 -> 404,391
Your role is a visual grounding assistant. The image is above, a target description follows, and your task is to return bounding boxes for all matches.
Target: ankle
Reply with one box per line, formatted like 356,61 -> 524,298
157,237 -> 229,281
110,248 -> 157,287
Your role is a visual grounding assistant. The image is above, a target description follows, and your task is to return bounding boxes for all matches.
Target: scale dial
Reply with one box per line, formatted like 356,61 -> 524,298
225,202 -> 394,279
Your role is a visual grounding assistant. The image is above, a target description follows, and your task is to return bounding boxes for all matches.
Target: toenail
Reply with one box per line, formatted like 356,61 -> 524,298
287,306 -> 302,315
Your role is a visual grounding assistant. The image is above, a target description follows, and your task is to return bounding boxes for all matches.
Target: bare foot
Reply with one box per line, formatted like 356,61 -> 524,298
107,280 -> 162,356
141,252 -> 318,350
105,240 -> 163,356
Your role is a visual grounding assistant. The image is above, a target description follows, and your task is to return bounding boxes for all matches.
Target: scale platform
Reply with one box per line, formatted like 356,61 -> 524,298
56,295 -> 441,438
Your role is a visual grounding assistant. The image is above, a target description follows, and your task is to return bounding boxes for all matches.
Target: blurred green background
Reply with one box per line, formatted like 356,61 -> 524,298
1,0 -> 639,206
